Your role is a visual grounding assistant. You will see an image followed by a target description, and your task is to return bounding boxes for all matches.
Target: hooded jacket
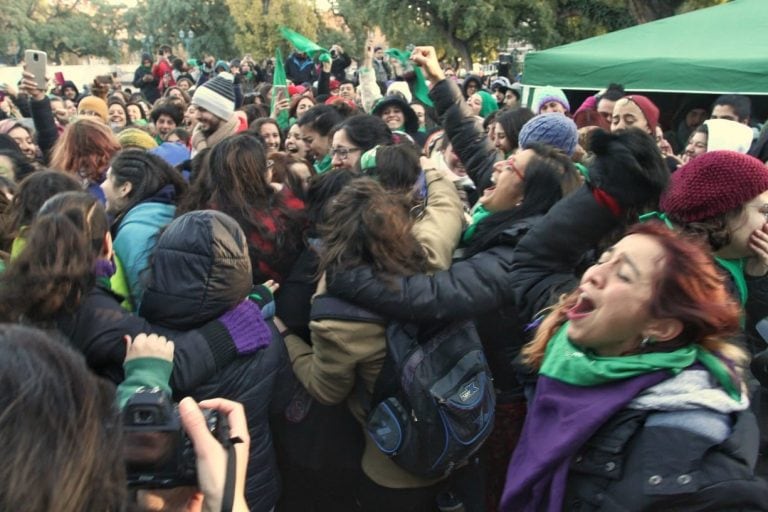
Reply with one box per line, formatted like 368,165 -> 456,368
139,210 -> 295,512
133,54 -> 160,104
461,74 -> 483,99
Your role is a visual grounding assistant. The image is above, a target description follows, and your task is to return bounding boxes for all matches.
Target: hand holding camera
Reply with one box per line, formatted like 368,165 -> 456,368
124,390 -> 250,512
180,397 -> 250,512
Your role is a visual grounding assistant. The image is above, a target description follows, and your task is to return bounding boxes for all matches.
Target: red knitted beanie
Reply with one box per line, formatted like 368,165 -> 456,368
660,151 -> 768,222
625,95 -> 659,135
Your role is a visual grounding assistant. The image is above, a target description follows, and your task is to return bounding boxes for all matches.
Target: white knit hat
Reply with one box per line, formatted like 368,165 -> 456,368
703,119 -> 754,154
192,72 -> 235,121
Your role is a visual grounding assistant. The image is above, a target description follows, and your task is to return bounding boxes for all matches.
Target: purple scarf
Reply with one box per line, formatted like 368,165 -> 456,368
500,371 -> 668,511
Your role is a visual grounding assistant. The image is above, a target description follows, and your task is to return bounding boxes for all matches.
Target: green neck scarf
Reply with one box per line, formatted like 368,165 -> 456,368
314,153 -> 333,174
714,257 -> 747,306
462,204 -> 493,244
540,323 -> 740,400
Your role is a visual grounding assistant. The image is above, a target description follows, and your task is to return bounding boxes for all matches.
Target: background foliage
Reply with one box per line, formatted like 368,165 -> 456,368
0,0 -> 725,66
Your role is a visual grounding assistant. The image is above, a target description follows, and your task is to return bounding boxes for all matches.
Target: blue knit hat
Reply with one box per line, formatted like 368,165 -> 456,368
149,142 -> 191,167
533,86 -> 570,114
518,113 -> 578,156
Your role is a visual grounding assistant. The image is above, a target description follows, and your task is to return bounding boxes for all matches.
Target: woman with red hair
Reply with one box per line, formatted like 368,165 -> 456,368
502,222 -> 768,510
49,117 -> 121,203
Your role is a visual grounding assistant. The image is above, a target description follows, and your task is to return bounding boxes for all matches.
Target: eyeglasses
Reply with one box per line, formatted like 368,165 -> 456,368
330,146 -> 361,160
495,158 -> 525,181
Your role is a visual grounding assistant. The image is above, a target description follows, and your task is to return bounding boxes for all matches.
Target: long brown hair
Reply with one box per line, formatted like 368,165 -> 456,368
49,118 -> 121,182
522,222 -> 745,369
317,178 -> 427,280
0,324 -> 125,512
0,192 -> 108,323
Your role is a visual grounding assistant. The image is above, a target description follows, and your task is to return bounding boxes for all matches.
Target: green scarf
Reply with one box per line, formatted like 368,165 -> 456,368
314,153 -> 332,174
461,203 -> 493,244
540,323 -> 740,400
714,257 -> 747,306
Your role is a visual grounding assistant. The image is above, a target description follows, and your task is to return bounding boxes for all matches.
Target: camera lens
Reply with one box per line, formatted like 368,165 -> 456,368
133,409 -> 156,425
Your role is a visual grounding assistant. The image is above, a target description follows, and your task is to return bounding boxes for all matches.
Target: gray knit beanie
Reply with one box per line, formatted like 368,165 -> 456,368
192,72 -> 235,121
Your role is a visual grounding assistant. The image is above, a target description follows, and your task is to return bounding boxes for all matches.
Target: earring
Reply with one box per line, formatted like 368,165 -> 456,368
640,336 -> 654,348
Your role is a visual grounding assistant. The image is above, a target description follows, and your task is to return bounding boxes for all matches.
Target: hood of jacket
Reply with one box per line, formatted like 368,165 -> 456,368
461,75 -> 482,97
139,210 -> 253,329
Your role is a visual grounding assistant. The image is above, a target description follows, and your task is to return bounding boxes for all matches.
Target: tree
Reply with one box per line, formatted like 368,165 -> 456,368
124,0 -> 238,60
1,0 -> 122,65
225,0 -> 319,60
332,0 -> 723,69
334,0 -> 556,69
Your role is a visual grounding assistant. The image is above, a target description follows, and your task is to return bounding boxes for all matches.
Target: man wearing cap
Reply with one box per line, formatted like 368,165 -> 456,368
189,72 -> 247,156
491,77 -> 512,109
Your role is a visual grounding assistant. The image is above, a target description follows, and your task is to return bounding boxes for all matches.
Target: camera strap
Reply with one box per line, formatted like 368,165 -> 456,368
221,435 -> 243,512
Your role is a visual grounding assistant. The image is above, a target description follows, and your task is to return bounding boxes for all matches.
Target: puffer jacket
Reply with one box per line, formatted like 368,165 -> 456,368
430,77 -> 499,197
139,210 -> 295,512
54,284 -> 247,393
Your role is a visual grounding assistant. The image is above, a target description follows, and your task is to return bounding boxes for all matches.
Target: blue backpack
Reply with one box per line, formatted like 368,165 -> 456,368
310,295 -> 495,479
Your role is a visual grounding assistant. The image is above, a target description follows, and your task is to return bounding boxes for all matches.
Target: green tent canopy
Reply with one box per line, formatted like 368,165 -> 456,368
522,0 -> 768,95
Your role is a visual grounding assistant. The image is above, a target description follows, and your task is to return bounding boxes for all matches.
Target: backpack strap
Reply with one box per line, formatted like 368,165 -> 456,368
310,294 -> 387,324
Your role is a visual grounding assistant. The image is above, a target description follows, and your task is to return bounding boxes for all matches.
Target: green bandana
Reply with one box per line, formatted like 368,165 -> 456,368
461,203 -> 493,244
714,257 -> 747,306
314,153 -> 333,174
540,323 -> 740,400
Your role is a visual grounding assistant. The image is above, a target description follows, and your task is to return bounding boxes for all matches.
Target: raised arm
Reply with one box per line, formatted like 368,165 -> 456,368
19,71 -> 58,162
412,46 -> 498,195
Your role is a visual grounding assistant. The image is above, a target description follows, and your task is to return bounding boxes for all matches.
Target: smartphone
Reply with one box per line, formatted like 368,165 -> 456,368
273,85 -> 287,103
24,50 -> 47,90
54,71 -> 65,87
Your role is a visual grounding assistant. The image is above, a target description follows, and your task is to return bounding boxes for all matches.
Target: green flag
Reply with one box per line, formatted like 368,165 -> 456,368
271,47 -> 290,131
385,48 -> 410,66
278,27 -> 330,62
412,68 -> 433,107
385,47 -> 433,107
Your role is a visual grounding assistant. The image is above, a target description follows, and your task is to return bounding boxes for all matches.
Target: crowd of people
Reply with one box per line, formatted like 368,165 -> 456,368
0,37 -> 768,512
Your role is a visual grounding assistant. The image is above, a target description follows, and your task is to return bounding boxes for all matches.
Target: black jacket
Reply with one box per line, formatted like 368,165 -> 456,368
132,65 -> 160,104
327,218 -> 537,393
511,185 -> 619,322
139,210 -> 295,511
27,96 -> 59,163
564,408 -> 768,511
331,52 -> 351,81
430,78 -> 498,196
54,285 -> 241,394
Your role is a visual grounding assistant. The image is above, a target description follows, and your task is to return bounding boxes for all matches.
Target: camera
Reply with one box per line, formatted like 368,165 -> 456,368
330,49 -> 337,58
123,388 -> 229,488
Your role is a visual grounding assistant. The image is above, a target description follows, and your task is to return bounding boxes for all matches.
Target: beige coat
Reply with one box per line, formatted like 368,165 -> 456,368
285,280 -> 440,489
284,171 -> 462,488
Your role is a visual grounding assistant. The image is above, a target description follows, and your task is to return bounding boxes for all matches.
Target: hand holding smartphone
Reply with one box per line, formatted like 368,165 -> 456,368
24,50 -> 47,91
